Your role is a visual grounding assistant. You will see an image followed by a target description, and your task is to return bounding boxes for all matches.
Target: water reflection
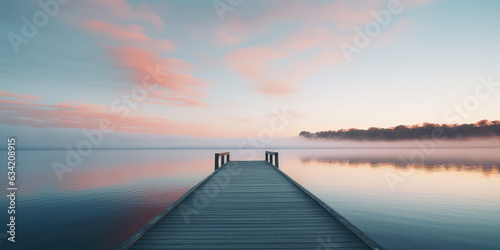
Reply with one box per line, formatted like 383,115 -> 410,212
1,149 -> 215,250
1,148 -> 498,250
297,148 -> 500,176
277,148 -> 500,250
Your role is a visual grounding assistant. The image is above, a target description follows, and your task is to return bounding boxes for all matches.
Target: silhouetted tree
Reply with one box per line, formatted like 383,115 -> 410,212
299,119 -> 500,141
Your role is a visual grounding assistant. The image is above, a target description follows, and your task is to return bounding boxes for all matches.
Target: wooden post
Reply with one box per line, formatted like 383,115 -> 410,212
215,153 -> 219,170
215,152 -> 230,170
270,154 -> 274,166
265,152 -> 268,162
275,152 -> 279,168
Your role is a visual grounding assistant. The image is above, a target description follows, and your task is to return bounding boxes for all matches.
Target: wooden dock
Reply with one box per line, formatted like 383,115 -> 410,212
118,152 -> 383,249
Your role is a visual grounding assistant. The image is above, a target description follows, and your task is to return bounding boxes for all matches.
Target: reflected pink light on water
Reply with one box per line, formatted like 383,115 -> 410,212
282,154 -> 500,201
59,158 -> 210,191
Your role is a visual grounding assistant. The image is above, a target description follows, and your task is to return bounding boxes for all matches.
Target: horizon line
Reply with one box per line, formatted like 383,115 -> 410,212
2,146 -> 500,150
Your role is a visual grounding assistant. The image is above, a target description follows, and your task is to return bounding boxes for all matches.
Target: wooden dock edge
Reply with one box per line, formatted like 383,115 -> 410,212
115,161 -> 233,250
265,161 -> 384,250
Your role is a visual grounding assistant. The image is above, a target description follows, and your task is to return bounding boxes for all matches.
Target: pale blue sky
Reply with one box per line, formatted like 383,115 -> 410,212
1,0 -> 499,147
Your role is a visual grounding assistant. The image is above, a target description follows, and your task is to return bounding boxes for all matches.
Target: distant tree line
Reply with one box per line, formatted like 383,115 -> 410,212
299,119 -> 500,141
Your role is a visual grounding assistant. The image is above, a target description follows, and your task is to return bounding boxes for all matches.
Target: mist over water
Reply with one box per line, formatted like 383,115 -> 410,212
1,148 -> 499,249
3,123 -> 500,150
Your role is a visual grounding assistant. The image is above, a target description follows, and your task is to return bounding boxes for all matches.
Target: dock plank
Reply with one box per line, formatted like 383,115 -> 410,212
118,161 -> 383,250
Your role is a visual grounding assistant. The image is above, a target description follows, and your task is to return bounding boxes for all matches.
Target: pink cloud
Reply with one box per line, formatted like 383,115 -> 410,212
221,0 -> 434,48
225,46 -> 303,96
106,46 -> 210,101
145,90 -> 208,107
217,30 -> 242,46
224,40 -> 347,96
225,46 -> 288,80
219,117 -> 251,123
61,1 -> 212,108
216,0 -> 385,45
0,91 -> 42,102
221,0 -> 434,97
218,1 -> 386,96
215,0 -> 433,47
370,18 -> 413,48
317,1 -> 384,30
255,80 -> 295,96
83,20 -> 174,52
270,109 -> 306,119
0,99 -> 212,136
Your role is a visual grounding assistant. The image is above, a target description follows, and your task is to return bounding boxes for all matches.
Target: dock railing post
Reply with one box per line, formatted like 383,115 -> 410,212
215,152 -> 230,171
265,151 -> 279,168
275,152 -> 279,168
215,153 -> 219,170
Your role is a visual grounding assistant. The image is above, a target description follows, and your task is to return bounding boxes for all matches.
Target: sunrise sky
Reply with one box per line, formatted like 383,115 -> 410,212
1,0 -> 500,147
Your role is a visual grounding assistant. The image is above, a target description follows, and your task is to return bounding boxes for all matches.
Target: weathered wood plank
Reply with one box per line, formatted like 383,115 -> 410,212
143,229 -> 354,235
147,226 -> 354,232
119,160 -> 383,250
140,232 -> 355,239
130,242 -> 370,249
137,237 -> 363,244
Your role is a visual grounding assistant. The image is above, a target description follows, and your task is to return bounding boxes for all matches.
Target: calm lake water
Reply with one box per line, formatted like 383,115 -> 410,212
1,148 -> 499,249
